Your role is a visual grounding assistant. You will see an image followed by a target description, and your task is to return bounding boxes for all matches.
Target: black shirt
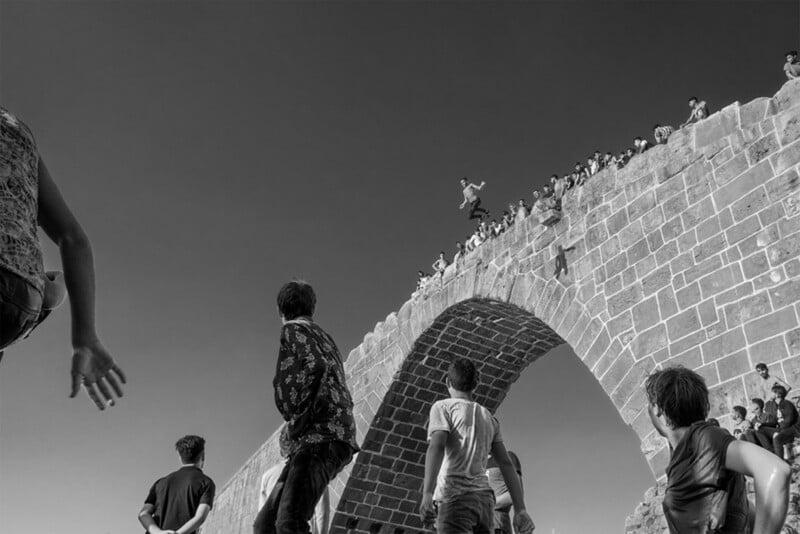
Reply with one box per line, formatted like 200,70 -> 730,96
144,466 -> 215,533
663,422 -> 750,533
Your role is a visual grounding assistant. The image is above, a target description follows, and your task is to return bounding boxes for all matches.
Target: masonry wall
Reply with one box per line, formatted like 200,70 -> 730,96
202,79 -> 800,534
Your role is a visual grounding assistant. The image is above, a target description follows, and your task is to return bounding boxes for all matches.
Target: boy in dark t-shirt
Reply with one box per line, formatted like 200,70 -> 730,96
645,367 -> 790,534
138,435 -> 215,534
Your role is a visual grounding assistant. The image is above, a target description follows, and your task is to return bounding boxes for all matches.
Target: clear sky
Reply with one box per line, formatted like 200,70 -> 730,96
0,2 -> 797,533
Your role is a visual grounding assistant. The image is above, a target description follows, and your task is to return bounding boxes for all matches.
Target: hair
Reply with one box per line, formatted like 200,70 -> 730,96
689,96 -> 698,102
459,176 -> 467,183
773,384 -> 788,398
418,270 -> 424,276
447,358 -> 478,392
277,280 -> 316,320
787,50 -> 798,57
755,362 -> 768,371
551,174 -> 558,179
653,124 -> 661,129
751,397 -> 765,410
707,418 -> 720,427
732,405 -> 747,419
175,435 -> 205,464
645,366 -> 710,428
634,136 -> 642,141
440,250 -> 445,255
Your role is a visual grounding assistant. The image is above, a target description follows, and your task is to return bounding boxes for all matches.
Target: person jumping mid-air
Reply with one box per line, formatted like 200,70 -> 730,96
459,177 -> 489,221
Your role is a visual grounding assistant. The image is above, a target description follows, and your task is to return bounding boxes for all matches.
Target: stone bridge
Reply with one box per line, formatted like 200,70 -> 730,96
202,79 -> 800,534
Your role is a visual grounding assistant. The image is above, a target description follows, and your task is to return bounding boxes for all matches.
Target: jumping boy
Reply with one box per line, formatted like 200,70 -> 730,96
645,366 -> 790,533
420,358 -> 535,534
0,106 -> 125,410
459,178 -> 489,221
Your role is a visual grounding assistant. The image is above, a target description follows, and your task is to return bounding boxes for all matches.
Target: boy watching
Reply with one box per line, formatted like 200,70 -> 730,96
420,358 -> 534,534
646,367 -> 790,534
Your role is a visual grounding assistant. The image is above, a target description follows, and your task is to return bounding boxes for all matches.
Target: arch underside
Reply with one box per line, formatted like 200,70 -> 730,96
330,298 -> 564,533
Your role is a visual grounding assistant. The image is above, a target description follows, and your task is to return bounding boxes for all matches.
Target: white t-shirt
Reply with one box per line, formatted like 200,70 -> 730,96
427,398 -> 502,502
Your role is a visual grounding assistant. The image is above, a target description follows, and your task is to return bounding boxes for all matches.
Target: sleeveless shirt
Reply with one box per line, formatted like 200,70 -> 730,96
0,107 -> 45,294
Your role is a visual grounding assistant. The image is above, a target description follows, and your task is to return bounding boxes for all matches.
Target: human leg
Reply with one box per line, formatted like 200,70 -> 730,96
436,491 -> 494,534
773,428 -> 799,459
275,441 -> 353,534
0,267 -> 44,356
469,199 -> 489,220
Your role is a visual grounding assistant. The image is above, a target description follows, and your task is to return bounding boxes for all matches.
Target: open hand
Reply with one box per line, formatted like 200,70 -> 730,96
514,510 -> 535,534
69,340 -> 126,410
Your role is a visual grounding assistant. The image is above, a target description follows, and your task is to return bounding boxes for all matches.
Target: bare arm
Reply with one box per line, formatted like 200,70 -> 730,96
725,440 -> 790,534
492,441 -> 534,533
138,504 -> 174,534
37,158 -> 126,410
420,431 -> 447,524
175,503 -> 211,534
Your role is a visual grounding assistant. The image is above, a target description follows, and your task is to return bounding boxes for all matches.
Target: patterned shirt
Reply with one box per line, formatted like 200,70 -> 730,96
0,107 -> 45,294
274,319 -> 359,456
654,125 -> 674,144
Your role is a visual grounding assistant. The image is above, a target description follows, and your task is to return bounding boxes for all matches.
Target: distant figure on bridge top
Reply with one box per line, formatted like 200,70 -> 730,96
459,177 -> 490,221
0,106 -> 126,411
264,281 -> 359,534
453,241 -> 466,264
420,358 -> 535,534
634,136 -> 650,154
432,252 -> 450,276
784,51 -> 800,80
754,362 -> 792,399
645,366 -> 790,534
653,124 -> 674,145
680,96 -> 711,128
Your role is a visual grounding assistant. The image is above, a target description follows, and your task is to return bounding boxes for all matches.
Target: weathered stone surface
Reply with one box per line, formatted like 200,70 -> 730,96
204,76 -> 800,534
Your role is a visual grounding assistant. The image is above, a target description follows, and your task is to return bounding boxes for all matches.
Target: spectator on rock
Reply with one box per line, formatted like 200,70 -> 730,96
681,96 -> 710,127
634,136 -> 650,154
419,358 -> 535,534
516,199 -> 530,220
654,124 -> 674,145
571,169 -> 584,187
574,162 -> 589,181
770,385 -> 799,462
467,227 -> 484,251
625,147 -> 636,161
784,51 -> 800,80
755,362 -> 792,398
732,405 -> 753,440
432,252 -> 450,276
602,152 -> 614,169
593,150 -> 603,168
553,176 -> 567,201
614,151 -> 628,170
501,211 -> 513,231
453,241 -> 466,264
479,221 -> 491,241
531,192 -> 547,218
645,366 -> 790,534
459,177 -> 490,221
744,398 -> 778,450
587,156 -> 600,176
490,219 -> 504,237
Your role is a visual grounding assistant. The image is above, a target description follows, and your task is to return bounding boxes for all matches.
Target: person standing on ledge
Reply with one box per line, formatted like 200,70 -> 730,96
261,280 -> 359,534
680,96 -> 710,127
459,177 -> 489,221
645,366 -> 790,534
138,435 -> 215,534
784,51 -> 800,80
0,106 -> 125,410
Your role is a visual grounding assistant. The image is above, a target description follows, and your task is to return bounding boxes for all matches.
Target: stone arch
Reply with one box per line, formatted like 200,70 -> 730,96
202,80 -> 800,534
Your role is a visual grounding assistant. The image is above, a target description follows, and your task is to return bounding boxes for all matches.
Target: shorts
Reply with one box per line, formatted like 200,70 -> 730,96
0,267 -> 49,361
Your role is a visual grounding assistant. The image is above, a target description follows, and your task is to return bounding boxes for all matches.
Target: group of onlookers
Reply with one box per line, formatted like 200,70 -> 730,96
729,363 -> 798,463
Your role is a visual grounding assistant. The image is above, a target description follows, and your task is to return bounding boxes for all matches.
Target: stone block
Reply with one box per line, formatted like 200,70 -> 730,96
655,240 -> 679,266
656,174 -> 686,203
682,197 -> 715,229
600,349 -> 635,393
696,106 -> 740,148
765,168 -> 800,204
676,282 -> 701,309
769,278 -> 800,310
685,255 -> 723,285
713,160 -> 773,209
770,137 -> 800,175
743,306 -> 799,344
731,187 -> 769,222
714,152 -> 749,185
749,335 -> 789,365
631,324 -> 668,359
628,190 -> 657,222
627,237 -> 650,265
633,296 -> 661,333
724,291 -> 771,328
693,234 -> 726,263
667,307 -> 701,340
696,216 -> 721,243
710,145 -> 734,168
612,357 -> 656,409
608,283 -> 644,317
767,232 -> 800,267
739,97 -> 771,127
702,328 -> 746,363
757,203 -> 784,227
657,286 -> 679,319
742,250 -> 770,278
642,265 -> 671,296
747,131 -> 781,165
786,328 -> 800,355
662,216 -> 683,242
772,78 -> 800,113
663,192 -> 689,221
699,264 -> 743,299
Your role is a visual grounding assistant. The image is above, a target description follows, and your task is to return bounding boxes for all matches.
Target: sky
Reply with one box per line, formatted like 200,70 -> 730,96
0,1 -> 797,533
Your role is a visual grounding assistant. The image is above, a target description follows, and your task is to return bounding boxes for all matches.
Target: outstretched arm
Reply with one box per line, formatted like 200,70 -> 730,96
37,158 -> 126,410
420,431 -> 447,526
725,440 -> 791,534
491,441 -> 534,533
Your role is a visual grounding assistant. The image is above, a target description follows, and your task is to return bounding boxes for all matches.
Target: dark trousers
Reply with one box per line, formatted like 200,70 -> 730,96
468,199 -> 488,220
254,440 -> 353,534
773,426 -> 799,458
0,267 -> 48,363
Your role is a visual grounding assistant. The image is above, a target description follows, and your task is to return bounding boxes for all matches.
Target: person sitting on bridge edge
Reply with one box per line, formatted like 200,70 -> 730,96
459,177 -> 489,221
634,136 -> 650,154
743,397 -> 778,450
432,252 -> 450,276
420,358 -> 534,534
138,435 -> 216,534
754,362 -> 792,398
266,281 -> 359,534
770,385 -> 799,462
784,51 -> 800,80
487,449 -> 525,534
0,107 -> 127,411
654,124 -> 674,145
681,96 -> 711,128
453,241 -> 467,264
645,366 -> 790,534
